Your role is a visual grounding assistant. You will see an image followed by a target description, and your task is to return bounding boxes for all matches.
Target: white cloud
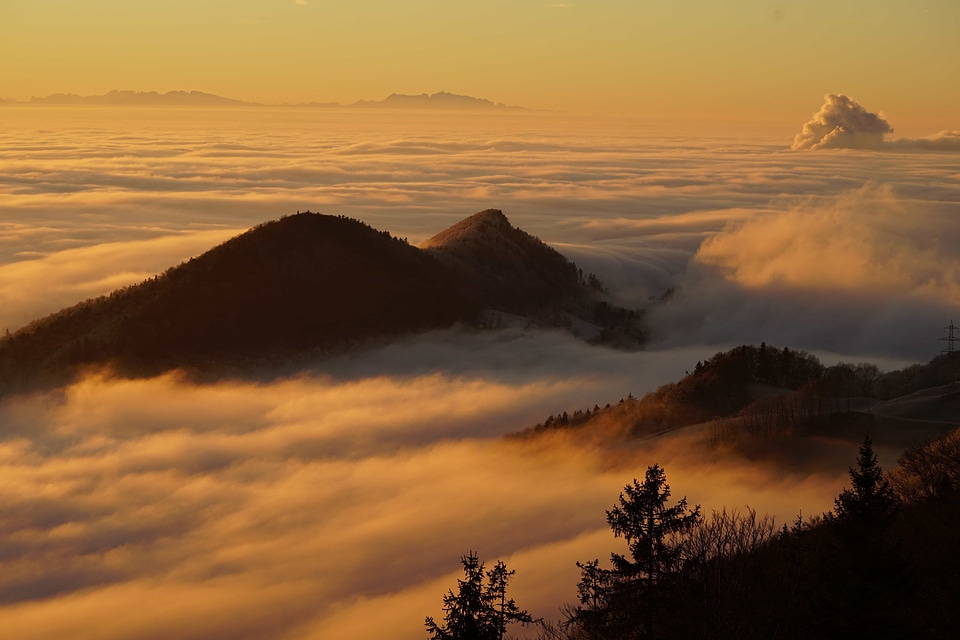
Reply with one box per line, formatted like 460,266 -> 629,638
0,362 -> 852,639
647,183 -> 960,359
0,229 -> 240,332
792,93 -> 892,150
793,94 -> 960,152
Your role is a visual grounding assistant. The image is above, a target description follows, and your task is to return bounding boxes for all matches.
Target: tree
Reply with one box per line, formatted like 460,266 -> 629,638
833,435 -> 898,527
606,464 -> 702,587
570,559 -> 617,640
596,464 -> 702,639
822,436 -> 911,639
426,552 -> 533,640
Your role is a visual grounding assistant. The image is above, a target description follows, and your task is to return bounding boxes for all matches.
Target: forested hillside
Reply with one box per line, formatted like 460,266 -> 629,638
0,210 -> 645,395
533,430 -> 960,640
0,213 -> 477,391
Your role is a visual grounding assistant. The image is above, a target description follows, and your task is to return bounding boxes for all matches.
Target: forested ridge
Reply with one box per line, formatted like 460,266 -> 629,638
523,343 -> 960,441
450,345 -> 960,639
524,429 -> 960,640
442,371 -> 960,640
0,213 -> 476,390
0,210 -> 641,395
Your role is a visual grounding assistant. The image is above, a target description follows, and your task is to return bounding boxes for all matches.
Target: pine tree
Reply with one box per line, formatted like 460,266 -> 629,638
821,436 -> 911,639
604,464 -> 701,639
606,464 -> 701,586
425,552 -> 532,640
486,560 -> 533,640
833,435 -> 898,527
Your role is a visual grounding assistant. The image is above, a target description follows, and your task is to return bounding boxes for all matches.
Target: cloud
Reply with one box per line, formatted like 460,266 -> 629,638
888,129 -> 960,152
2,106 -> 952,637
648,183 -> 960,360
0,357 -> 856,639
2,107 -> 959,362
0,109 -> 960,361
793,94 -> 960,152
696,183 -> 960,298
792,93 -> 892,150
0,229 -> 240,332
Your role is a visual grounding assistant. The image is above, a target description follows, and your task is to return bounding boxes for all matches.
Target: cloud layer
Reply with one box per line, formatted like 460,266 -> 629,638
0,354 -> 855,640
2,105 -> 957,638
648,183 -> 960,359
793,94 -> 960,152
3,106 -> 959,362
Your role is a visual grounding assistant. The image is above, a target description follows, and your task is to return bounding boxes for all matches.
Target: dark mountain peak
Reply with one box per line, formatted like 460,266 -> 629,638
420,210 -> 581,313
419,209 -> 512,250
0,209 -> 644,396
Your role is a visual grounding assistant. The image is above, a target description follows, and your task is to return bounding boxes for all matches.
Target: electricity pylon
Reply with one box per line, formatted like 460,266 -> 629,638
939,320 -> 959,355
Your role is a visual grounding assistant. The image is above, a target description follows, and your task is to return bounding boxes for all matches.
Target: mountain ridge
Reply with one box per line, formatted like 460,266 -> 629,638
0,210 -> 640,395
13,90 -> 525,110
28,90 -> 250,106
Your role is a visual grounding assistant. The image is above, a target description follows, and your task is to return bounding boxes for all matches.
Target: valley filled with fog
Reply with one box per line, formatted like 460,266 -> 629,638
1,104 -> 958,638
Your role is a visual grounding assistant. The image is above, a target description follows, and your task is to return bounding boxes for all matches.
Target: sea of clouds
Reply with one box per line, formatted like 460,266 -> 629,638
0,101 -> 958,637
0,342 -> 861,640
3,102 -> 958,360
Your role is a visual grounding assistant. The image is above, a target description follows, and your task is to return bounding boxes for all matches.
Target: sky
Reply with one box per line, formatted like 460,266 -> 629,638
2,0 -> 959,127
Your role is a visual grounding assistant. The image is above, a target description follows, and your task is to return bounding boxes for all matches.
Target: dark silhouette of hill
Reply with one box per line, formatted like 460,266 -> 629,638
0,213 -> 477,392
520,344 -> 960,464
521,344 -> 825,440
421,209 -> 643,345
0,210 -> 644,394
876,352 -> 960,399
421,209 -> 582,314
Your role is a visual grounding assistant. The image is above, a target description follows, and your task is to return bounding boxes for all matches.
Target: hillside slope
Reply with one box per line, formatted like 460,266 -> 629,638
0,209 -> 649,394
0,213 -> 476,390
421,209 -> 582,313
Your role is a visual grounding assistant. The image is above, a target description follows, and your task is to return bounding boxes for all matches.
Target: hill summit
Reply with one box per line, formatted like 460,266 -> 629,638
0,210 -> 643,394
421,209 -> 581,313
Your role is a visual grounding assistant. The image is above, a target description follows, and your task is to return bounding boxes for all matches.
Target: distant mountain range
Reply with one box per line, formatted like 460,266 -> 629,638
8,90 -> 524,110
0,210 -> 640,395
349,92 -> 519,110
27,90 -> 248,106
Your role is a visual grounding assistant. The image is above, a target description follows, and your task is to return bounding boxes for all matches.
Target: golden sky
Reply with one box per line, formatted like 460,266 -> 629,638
2,0 -> 958,125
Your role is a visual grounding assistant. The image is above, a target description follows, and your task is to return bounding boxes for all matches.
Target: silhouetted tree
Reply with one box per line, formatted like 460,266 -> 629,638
571,465 -> 701,639
821,436 -> 911,639
426,552 -> 532,640
487,560 -> 534,640
607,464 -> 702,585
834,435 -> 898,527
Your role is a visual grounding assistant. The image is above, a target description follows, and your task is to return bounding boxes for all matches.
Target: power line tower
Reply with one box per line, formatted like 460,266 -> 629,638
939,320 -> 959,355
